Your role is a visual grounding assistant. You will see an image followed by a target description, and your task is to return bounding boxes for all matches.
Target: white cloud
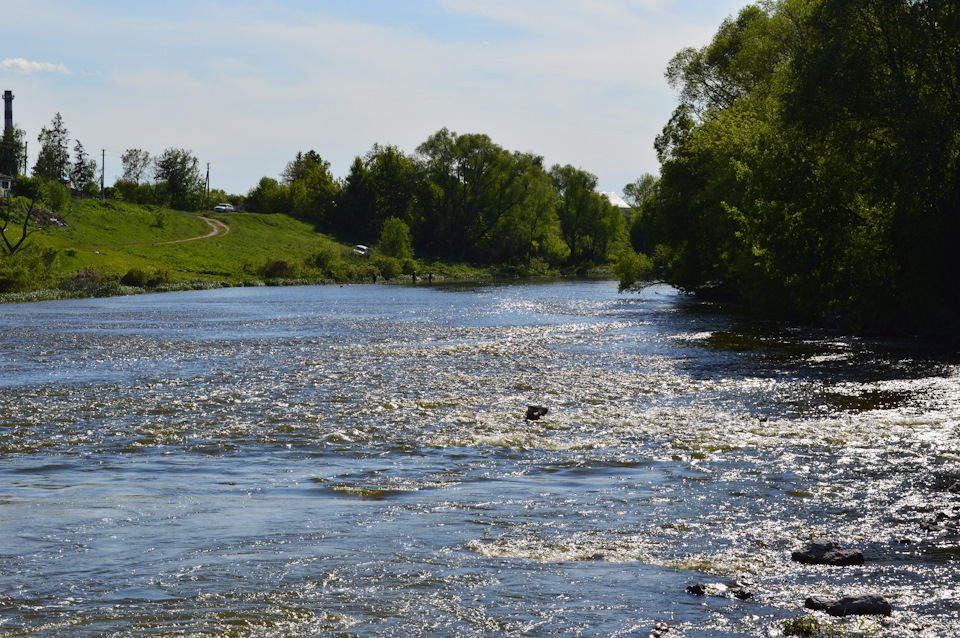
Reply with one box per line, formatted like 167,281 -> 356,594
0,58 -> 71,75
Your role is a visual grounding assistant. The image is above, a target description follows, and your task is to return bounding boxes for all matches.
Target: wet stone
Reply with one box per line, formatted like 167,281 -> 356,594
805,594 -> 892,617
791,541 -> 864,566
685,583 -> 706,596
525,405 -> 548,421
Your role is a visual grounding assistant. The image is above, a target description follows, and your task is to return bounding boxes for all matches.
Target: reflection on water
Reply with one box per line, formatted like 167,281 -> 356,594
1,280 -> 958,636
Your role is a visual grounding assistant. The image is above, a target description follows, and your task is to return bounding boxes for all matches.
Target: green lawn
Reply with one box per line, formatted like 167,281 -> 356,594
2,198 -> 490,300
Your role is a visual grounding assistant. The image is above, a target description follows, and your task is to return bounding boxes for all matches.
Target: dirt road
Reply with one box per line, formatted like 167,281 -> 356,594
156,216 -> 230,244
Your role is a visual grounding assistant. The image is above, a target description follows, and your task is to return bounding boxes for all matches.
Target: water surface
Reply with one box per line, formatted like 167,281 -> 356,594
1,281 -> 958,636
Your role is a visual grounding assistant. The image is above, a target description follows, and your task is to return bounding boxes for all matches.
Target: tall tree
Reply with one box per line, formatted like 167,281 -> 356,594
154,148 -> 202,211
0,126 -> 26,176
416,128 -> 531,261
282,150 -> 339,223
550,164 -> 621,265
120,148 -> 152,184
70,140 -> 97,192
33,112 -> 71,182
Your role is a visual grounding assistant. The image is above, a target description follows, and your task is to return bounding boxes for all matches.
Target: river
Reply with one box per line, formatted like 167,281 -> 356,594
1,280 -> 957,637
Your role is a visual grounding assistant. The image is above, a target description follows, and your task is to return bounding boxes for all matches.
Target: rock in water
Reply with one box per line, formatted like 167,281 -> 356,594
685,583 -> 706,596
525,405 -> 548,421
791,541 -> 864,566
805,595 -> 892,617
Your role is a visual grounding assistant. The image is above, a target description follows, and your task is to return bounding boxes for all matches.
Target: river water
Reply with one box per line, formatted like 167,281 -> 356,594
1,280 -> 958,637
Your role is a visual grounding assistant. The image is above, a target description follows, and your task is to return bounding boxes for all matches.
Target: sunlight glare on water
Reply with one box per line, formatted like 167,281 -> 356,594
1,280 -> 959,637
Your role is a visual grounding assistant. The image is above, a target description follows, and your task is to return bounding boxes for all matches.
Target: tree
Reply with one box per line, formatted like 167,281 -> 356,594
623,174 -> 657,210
486,155 -> 564,266
641,0 -> 960,337
245,176 -> 289,214
624,174 -> 658,254
0,126 -> 26,176
281,150 -> 339,222
121,148 -> 152,184
1,191 -> 44,256
33,112 -> 71,182
377,217 -> 414,260
550,164 -> 608,264
154,148 -> 202,211
336,145 -> 419,240
416,128 -> 532,261
70,140 -> 97,193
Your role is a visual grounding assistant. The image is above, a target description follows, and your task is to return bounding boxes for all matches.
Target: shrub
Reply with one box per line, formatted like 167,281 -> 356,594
310,242 -> 341,271
120,268 -> 149,287
120,267 -> 171,288
377,217 -> 413,260
373,255 -> 401,280
0,247 -> 60,292
261,259 -> 300,279
44,180 -> 71,213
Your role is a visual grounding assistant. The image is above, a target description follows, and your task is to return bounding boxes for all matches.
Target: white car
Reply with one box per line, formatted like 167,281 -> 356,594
213,203 -> 235,212
352,244 -> 373,257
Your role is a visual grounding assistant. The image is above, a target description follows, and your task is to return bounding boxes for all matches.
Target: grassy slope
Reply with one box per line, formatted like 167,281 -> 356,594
2,199 -> 492,302
28,200 -> 338,283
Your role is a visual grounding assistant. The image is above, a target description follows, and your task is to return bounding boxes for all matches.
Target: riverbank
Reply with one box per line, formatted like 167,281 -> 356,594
1,198 -> 542,301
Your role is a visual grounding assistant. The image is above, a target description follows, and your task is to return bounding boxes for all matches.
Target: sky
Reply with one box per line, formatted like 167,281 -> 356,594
3,0 -> 748,197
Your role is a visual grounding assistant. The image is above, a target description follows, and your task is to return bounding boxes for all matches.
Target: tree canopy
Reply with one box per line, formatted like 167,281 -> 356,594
628,0 -> 960,339
246,129 -> 625,270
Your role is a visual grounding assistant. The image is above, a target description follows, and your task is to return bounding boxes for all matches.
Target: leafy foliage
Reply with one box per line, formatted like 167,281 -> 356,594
0,126 -> 26,176
33,112 -> 71,183
154,148 -> 202,211
633,0 -> 960,338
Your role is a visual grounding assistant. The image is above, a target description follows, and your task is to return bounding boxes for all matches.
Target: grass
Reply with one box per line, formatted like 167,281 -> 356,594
1,198 -> 491,300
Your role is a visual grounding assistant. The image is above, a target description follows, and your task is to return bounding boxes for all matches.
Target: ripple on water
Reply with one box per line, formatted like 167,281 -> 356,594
2,282 -> 960,636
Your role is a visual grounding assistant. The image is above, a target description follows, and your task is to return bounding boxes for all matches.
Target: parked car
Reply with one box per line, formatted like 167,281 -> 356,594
352,244 -> 373,257
213,203 -> 235,212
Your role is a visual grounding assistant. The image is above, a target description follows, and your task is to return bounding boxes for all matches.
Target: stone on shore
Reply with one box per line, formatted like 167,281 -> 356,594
805,594 -> 892,617
791,541 -> 864,566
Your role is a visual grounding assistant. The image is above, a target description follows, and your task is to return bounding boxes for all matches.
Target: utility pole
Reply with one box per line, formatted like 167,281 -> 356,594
101,149 -> 105,199
204,162 -> 210,211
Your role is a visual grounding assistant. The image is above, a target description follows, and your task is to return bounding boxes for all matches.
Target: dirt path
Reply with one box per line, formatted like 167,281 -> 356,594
156,216 -> 230,245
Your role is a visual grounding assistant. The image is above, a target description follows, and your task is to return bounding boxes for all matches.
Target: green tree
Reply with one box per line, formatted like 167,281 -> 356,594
336,145 -> 420,241
282,150 -> 339,223
0,126 -> 26,176
377,216 -> 413,260
642,0 -> 960,337
154,148 -> 202,211
487,155 -> 564,266
336,156 -> 375,235
623,174 -> 657,210
245,176 -> 290,214
120,148 -> 152,184
70,140 -> 97,193
549,164 -> 623,265
33,112 -> 71,182
417,128 -> 535,261
782,0 -> 960,332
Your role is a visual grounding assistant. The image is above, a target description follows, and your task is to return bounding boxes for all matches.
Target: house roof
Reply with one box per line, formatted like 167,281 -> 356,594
599,191 -> 630,209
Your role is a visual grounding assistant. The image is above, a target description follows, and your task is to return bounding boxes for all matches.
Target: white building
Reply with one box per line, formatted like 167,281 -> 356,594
599,191 -> 631,217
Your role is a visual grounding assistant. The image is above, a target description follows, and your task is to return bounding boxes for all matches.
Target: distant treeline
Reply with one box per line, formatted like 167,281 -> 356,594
621,0 -> 960,339
4,113 -> 634,270
244,129 -> 628,269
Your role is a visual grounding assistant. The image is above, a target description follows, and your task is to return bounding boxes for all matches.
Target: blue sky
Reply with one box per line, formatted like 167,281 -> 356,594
3,0 -> 749,196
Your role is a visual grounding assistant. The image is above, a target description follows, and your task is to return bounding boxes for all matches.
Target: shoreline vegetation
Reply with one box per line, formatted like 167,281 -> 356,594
0,197 -> 614,305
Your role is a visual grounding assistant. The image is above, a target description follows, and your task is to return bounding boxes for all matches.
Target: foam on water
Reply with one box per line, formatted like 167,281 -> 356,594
2,281 -> 959,636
